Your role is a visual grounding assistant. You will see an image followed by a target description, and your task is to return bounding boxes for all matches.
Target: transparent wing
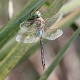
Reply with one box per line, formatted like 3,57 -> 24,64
44,12 -> 63,28
20,20 -> 30,29
19,20 -> 35,33
16,22 -> 39,43
16,33 -> 39,43
43,12 -> 63,40
44,29 -> 63,40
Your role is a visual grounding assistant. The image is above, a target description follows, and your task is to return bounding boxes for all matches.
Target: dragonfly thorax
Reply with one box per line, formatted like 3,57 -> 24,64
36,18 -> 44,37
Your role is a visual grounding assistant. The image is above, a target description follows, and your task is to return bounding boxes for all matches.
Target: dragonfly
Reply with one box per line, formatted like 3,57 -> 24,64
16,11 -> 63,70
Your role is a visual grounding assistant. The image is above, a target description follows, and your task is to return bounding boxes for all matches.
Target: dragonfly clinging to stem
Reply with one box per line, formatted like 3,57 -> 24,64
16,11 -> 63,70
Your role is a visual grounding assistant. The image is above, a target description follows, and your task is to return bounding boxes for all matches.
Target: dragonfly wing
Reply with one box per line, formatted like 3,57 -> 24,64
44,29 -> 63,40
16,22 -> 39,43
16,34 -> 39,43
20,20 -> 31,30
44,12 -> 63,29
43,12 -> 63,40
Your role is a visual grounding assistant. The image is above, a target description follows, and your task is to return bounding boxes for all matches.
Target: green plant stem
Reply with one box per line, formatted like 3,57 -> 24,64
0,37 -> 17,61
60,0 -> 80,15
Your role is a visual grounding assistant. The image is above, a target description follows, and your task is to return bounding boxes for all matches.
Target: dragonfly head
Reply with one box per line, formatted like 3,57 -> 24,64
35,11 -> 42,18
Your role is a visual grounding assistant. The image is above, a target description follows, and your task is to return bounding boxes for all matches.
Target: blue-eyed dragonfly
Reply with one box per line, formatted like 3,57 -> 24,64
16,11 -> 63,70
